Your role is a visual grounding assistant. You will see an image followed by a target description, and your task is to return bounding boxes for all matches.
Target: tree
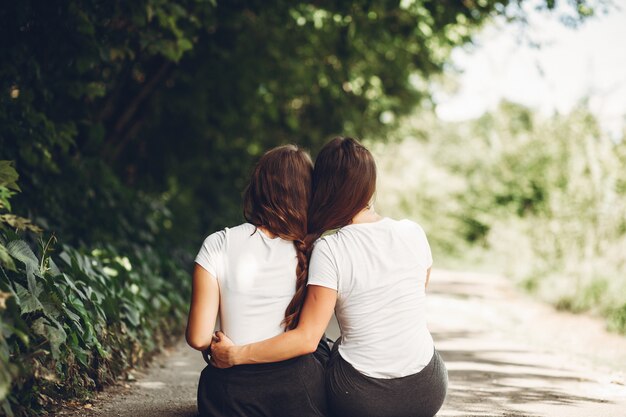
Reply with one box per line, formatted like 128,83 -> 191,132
0,0 -> 597,249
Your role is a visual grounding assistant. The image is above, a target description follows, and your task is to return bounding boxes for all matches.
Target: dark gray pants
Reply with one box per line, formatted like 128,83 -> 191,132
197,341 -> 330,417
326,345 -> 448,417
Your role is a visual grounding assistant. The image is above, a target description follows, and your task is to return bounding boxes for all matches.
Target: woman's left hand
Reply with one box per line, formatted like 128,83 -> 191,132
210,331 -> 237,368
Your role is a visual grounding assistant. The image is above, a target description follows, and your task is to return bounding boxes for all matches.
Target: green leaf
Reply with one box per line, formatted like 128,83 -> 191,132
41,301 -> 61,320
1,322 -> 29,346
26,268 -> 42,298
6,241 -> 39,273
14,283 -> 43,314
59,251 -> 72,268
48,257 -> 61,276
61,306 -> 83,333
177,38 -> 193,53
0,245 -> 16,271
61,274 -> 87,300
0,187 -> 14,212
122,304 -> 141,327
1,398 -> 14,417
0,161 -> 20,192
31,318 -> 66,360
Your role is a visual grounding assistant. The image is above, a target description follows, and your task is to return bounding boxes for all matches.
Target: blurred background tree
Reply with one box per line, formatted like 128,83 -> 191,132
373,101 -> 626,335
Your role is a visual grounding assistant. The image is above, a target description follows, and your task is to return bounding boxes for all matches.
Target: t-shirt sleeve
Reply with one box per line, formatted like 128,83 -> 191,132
417,223 -> 433,269
194,229 -> 226,277
307,239 -> 339,290
423,229 -> 433,269
407,221 -> 433,269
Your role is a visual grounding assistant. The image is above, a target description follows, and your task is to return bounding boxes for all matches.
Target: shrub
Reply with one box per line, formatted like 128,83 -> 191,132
0,162 -> 190,416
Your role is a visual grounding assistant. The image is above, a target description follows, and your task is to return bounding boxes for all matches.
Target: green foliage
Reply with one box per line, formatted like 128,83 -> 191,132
0,164 -> 189,416
0,240 -> 188,415
0,161 -> 19,213
375,102 -> 626,333
0,162 -> 43,273
0,237 -> 189,416
1,0 -> 217,251
1,0 -> 596,250
607,303 -> 626,335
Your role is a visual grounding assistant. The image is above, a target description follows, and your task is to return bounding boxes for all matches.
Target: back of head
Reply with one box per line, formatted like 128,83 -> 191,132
243,144 -> 313,242
308,137 -> 377,239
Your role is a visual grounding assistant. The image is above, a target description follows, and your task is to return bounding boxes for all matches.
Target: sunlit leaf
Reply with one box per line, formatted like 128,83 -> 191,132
0,244 -> 16,271
0,161 -> 20,191
6,241 -> 39,273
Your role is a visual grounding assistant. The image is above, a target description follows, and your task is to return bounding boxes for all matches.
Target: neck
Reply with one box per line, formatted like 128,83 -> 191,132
257,226 -> 277,238
351,207 -> 382,224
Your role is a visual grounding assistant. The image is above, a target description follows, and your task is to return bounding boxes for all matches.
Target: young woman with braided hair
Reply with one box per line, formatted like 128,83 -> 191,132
211,137 -> 448,417
186,145 -> 328,417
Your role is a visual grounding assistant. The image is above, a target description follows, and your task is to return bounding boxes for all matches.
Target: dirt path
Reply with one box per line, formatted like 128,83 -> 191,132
429,270 -> 626,417
62,269 -> 626,417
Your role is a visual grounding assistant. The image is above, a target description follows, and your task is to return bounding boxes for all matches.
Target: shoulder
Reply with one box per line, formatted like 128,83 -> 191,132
196,226 -> 232,275
310,234 -> 337,260
310,229 -> 348,267
313,229 -> 342,251
308,235 -> 340,282
206,222 -> 259,239
199,228 -> 227,251
226,222 -> 256,236
379,218 -> 430,246
312,234 -> 333,250
200,222 -> 252,247
393,218 -> 427,235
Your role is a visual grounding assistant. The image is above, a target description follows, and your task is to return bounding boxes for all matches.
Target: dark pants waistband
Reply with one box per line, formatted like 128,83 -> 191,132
326,345 -> 448,417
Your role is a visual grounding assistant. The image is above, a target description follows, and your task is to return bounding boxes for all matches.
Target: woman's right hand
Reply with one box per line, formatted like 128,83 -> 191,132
201,347 -> 211,365
210,331 -> 238,368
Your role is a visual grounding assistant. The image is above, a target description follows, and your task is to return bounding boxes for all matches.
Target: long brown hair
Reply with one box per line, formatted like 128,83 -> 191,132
308,137 -> 376,239
242,145 -> 313,331
285,137 -> 377,329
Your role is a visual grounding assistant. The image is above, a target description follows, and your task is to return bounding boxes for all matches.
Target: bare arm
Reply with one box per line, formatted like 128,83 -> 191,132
186,264 -> 220,351
210,285 -> 337,367
425,267 -> 432,289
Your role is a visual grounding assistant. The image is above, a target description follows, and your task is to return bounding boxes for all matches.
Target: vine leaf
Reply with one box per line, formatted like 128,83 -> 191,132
31,318 -> 67,360
0,244 -> 16,271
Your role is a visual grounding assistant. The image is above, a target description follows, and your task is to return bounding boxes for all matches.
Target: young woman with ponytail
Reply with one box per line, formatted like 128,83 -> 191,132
211,137 -> 448,417
186,145 -> 328,417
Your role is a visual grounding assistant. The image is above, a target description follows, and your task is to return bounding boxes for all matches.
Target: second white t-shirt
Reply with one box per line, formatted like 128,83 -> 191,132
195,223 -> 297,346
308,217 -> 434,378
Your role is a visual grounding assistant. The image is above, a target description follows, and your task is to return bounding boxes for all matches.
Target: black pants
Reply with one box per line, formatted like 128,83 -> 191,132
197,341 -> 330,417
326,345 -> 448,417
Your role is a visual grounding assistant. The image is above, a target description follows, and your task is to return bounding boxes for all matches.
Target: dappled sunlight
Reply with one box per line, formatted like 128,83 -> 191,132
428,270 -> 626,416
135,381 -> 167,390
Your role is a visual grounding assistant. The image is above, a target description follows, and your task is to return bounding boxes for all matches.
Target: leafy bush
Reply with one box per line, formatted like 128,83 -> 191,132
0,162 -> 190,416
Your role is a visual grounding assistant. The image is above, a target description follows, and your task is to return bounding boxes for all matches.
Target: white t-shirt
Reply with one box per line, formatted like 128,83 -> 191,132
194,223 -> 297,345
308,217 -> 434,378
